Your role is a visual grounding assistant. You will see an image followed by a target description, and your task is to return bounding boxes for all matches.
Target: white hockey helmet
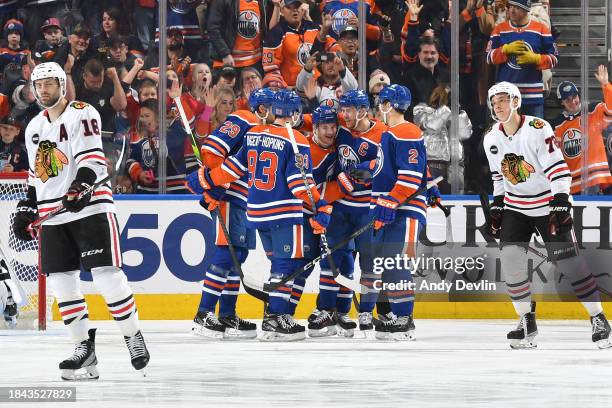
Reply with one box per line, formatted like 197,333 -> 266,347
487,81 -> 521,123
30,62 -> 67,109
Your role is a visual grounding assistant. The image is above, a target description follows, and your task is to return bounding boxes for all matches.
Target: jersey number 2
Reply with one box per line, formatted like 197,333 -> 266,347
247,151 -> 278,191
82,119 -> 100,136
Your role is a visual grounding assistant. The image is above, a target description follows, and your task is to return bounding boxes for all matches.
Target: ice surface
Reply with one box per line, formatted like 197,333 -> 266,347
1,319 -> 611,408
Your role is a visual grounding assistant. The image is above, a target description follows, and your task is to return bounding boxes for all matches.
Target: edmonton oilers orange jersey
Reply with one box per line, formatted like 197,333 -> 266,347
551,82 -> 612,193
334,119 -> 386,213
201,110 -> 259,207
211,123 -> 320,228
263,19 -> 336,87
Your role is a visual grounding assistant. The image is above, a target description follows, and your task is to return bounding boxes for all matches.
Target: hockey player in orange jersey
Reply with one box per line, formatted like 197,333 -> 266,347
551,65 -> 612,194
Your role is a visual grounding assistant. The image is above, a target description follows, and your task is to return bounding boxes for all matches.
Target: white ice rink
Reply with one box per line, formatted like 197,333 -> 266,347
1,319 -> 612,408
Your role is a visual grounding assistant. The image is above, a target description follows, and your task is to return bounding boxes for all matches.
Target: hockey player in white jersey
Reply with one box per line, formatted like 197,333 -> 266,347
484,82 -> 611,349
12,62 -> 150,379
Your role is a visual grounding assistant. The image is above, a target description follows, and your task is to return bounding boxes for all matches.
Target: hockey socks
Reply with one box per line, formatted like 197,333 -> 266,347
91,267 -> 139,337
198,264 -> 230,313
556,256 -> 604,317
48,271 -> 89,342
219,268 -> 240,317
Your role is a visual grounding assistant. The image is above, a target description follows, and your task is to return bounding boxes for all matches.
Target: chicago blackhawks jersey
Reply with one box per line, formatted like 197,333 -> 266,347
370,121 -> 427,224
484,115 -> 571,217
25,101 -> 115,225
201,110 -> 259,207
335,119 -> 386,213
550,82 -> 612,193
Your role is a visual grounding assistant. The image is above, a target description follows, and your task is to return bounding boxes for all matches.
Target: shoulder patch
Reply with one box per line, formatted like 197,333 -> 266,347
70,101 -> 89,110
529,119 -> 545,129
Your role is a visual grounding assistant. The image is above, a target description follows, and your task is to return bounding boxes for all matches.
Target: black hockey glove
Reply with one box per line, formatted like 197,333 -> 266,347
548,193 -> 572,236
13,199 -> 38,242
489,195 -> 504,239
62,168 -> 97,213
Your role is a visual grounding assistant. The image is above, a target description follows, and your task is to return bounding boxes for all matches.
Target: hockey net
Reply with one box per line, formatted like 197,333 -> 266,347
0,172 -> 52,330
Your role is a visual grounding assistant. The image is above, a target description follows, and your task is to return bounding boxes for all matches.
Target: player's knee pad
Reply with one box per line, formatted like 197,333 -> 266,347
271,258 -> 305,278
91,266 -> 132,302
47,271 -> 81,300
500,245 -> 529,284
210,247 -> 235,271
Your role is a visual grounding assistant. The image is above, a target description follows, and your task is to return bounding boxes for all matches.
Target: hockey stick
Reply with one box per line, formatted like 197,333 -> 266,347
0,245 -> 28,307
174,97 -> 269,302
255,176 -> 444,293
283,122 -> 361,293
436,201 -> 454,249
29,135 -> 127,230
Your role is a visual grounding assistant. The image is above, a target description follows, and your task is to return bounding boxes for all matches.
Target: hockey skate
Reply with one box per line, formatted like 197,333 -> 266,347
307,308 -> 321,324
60,329 -> 99,381
307,309 -> 337,337
3,297 -> 18,329
335,312 -> 356,337
375,315 -> 415,341
260,314 -> 305,342
124,330 -> 150,375
358,312 -> 373,331
192,311 -> 225,339
219,315 -> 257,339
507,312 -> 538,349
590,313 -> 612,349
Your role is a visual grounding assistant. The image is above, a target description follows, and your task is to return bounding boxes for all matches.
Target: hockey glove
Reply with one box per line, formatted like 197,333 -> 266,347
489,195 -> 504,239
309,199 -> 333,234
516,50 -> 542,65
199,190 -> 225,212
62,181 -> 93,212
373,195 -> 400,230
185,167 -> 214,195
337,172 -> 355,195
13,200 -> 38,241
347,161 -> 374,185
426,185 -> 441,207
548,193 -> 572,236
502,40 -> 528,56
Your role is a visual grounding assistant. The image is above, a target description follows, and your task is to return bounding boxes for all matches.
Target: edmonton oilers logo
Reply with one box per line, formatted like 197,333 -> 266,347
562,128 -> 582,158
507,42 -> 535,70
297,43 -> 312,66
332,9 -> 356,35
238,11 -> 259,39
339,144 -> 359,169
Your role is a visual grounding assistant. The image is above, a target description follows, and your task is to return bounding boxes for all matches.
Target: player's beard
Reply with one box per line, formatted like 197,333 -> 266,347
39,93 -> 61,109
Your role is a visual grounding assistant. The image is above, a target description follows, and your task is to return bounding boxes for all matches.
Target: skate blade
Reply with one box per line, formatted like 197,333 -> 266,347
258,331 -> 306,342
391,330 -> 416,341
137,368 -> 147,377
192,326 -> 224,339
358,329 -> 373,339
61,366 -> 100,381
510,337 -> 537,349
308,326 -> 338,338
596,338 -> 612,349
336,326 -> 355,338
223,329 -> 258,340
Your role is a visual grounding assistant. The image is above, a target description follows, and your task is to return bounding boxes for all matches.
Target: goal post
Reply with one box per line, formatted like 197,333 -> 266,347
0,172 -> 51,330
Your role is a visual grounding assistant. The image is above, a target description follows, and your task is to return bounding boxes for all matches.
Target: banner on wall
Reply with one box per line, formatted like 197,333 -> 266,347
70,196 -> 612,296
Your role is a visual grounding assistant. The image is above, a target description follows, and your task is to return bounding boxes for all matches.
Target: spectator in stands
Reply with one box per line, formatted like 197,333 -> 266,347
237,67 -> 262,110
207,0 -> 267,76
296,51 -> 358,109
337,23 -> 394,83
0,1 -> 19,32
75,59 -> 127,133
261,71 -> 287,91
551,66 -> 612,195
0,19 -> 29,75
67,23 -> 98,89
156,0 -> 205,63
194,84 -> 236,139
20,0 -> 70,46
321,0 -> 381,42
263,0 -> 337,88
105,35 -> 144,85
143,27 -> 192,79
368,70 -> 390,109
403,36 -> 449,116
32,18 -> 69,66
0,115 -> 26,172
214,64 -> 238,89
94,7 -> 145,61
126,97 -> 191,194
413,83 -> 472,194
486,0 -> 557,118
134,0 -> 156,51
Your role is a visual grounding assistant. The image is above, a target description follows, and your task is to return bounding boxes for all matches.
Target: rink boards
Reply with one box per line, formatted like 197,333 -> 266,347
49,195 -> 612,321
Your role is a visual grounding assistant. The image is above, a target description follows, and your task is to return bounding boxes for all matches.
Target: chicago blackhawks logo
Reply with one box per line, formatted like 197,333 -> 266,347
237,11 -> 259,39
561,128 -> 582,158
70,101 -> 88,110
529,118 -> 545,129
35,140 -> 68,183
501,153 -> 535,185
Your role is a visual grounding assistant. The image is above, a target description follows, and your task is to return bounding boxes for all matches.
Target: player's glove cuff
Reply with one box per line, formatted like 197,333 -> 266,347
337,172 -> 354,194
185,167 -> 213,195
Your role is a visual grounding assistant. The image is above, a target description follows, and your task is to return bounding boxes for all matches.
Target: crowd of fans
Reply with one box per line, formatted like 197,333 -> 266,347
0,0 -> 611,195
